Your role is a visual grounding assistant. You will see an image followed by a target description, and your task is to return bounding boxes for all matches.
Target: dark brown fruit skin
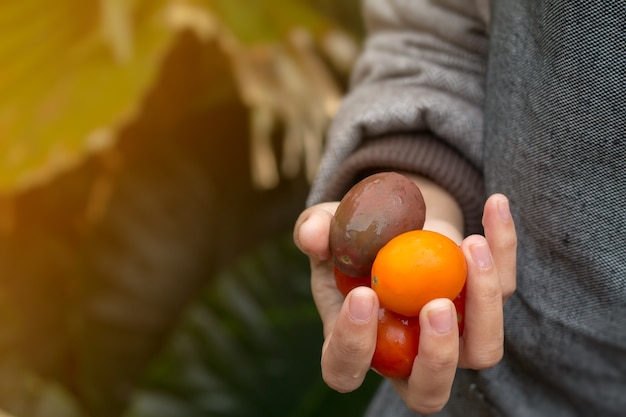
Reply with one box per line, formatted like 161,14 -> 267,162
329,172 -> 426,277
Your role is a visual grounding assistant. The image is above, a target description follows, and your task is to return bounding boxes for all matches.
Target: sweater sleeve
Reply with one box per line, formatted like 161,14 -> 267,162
307,0 -> 490,235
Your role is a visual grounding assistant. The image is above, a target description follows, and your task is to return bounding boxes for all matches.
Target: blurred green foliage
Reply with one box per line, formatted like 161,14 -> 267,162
0,1 -> 377,417
125,235 -> 381,417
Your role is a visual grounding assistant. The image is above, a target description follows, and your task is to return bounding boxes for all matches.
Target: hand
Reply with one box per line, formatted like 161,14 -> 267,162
293,193 -> 516,415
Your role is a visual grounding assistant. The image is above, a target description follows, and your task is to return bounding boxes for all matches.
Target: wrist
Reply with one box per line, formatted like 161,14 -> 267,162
403,173 -> 465,244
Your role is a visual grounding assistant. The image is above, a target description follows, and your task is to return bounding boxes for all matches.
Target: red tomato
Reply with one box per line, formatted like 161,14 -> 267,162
453,285 -> 466,336
371,308 -> 420,379
333,266 -> 371,297
372,289 -> 466,379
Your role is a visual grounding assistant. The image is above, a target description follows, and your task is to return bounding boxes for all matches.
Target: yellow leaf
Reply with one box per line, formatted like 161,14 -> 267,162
0,0 -> 177,194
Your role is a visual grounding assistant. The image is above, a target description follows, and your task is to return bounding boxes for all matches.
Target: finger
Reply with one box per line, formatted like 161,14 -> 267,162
482,194 -> 517,300
293,203 -> 344,335
293,202 -> 339,262
310,260 -> 344,340
392,299 -> 459,415
459,234 -> 504,369
321,287 -> 379,392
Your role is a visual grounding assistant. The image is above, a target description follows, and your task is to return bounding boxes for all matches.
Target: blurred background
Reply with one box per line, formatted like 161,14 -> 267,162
0,1 -> 383,416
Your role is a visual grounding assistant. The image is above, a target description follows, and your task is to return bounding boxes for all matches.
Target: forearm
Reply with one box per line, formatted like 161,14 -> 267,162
308,0 -> 488,233
310,135 -> 484,235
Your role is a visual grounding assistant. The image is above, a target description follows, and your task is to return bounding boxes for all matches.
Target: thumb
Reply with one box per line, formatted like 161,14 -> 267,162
294,202 -> 345,336
293,202 -> 339,263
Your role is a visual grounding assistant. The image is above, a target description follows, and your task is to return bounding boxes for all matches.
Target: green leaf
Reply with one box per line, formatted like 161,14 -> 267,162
125,235 -> 382,417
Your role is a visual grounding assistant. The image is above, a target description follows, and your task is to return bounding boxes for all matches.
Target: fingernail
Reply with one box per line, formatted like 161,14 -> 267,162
348,290 -> 375,323
497,198 -> 511,221
470,241 -> 493,270
428,300 -> 453,334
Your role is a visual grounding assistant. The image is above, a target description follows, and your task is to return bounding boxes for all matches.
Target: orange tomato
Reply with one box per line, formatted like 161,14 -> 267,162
333,266 -> 371,297
371,230 -> 467,317
371,308 -> 420,379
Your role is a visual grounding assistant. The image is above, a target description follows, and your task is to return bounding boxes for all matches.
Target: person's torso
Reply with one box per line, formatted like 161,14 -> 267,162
482,0 -> 626,415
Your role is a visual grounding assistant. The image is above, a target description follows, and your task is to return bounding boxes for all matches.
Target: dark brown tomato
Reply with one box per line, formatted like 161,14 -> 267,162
329,172 -> 426,277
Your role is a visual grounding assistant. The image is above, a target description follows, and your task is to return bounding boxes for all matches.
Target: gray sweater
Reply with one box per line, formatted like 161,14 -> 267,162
308,0 -> 626,416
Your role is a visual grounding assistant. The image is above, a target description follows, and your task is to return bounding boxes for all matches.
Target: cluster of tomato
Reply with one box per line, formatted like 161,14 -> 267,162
329,172 -> 467,379
333,231 -> 466,379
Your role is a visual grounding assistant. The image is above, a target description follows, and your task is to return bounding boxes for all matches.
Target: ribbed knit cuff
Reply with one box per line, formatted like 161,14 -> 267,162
318,134 -> 485,235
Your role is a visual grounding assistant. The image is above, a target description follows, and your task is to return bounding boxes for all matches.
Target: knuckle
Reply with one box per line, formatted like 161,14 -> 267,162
498,233 -> 518,251
407,395 -> 449,415
421,347 -> 458,374
476,277 -> 503,305
467,344 -> 504,369
502,279 -> 517,299
335,333 -> 373,359
321,369 -> 359,393
320,334 -> 372,393
427,354 -> 458,372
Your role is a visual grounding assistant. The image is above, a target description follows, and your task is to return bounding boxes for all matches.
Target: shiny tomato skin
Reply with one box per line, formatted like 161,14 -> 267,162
371,308 -> 420,379
333,266 -> 371,297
